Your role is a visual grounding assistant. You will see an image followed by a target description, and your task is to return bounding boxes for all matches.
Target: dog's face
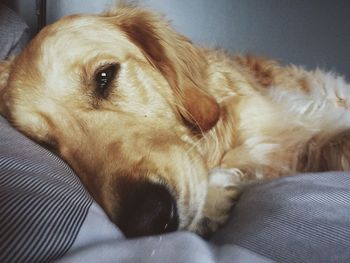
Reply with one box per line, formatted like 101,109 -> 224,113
0,7 -> 220,237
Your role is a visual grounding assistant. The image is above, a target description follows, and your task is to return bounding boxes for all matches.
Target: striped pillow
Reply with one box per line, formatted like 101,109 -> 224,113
0,116 -> 93,262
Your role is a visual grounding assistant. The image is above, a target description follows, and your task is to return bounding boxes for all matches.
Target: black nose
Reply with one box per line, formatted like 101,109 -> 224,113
116,180 -> 179,238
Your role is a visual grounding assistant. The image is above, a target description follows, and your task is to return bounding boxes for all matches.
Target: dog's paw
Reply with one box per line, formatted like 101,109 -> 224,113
195,168 -> 245,237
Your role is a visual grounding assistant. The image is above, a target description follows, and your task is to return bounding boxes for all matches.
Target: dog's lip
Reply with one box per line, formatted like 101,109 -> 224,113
163,197 -> 176,231
155,182 -> 181,231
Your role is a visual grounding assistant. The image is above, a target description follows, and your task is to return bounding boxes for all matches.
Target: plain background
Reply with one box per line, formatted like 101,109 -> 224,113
2,0 -> 350,79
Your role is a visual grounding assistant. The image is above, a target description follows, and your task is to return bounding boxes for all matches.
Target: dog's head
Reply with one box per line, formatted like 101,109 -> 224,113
0,6 -> 220,237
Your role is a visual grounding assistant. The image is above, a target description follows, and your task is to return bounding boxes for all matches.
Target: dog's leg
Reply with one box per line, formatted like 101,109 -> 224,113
318,131 -> 350,171
195,168 -> 251,237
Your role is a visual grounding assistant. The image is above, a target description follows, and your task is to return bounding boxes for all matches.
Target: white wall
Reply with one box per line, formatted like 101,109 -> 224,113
46,0 -> 115,24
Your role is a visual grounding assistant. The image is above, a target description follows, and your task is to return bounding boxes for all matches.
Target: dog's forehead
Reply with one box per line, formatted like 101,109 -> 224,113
33,14 -> 143,69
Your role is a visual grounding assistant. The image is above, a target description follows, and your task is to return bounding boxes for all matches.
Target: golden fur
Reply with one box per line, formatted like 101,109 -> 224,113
1,5 -> 350,236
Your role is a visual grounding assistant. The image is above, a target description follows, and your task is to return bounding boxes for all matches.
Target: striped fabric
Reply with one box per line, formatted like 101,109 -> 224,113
0,116 -> 93,263
56,172 -> 350,263
212,172 -> 350,262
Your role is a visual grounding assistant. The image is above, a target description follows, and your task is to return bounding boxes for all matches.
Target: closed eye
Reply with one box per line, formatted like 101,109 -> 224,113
94,63 -> 120,98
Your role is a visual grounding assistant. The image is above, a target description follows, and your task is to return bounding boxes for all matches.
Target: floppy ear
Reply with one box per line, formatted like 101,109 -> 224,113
106,6 -> 220,132
0,59 -> 13,116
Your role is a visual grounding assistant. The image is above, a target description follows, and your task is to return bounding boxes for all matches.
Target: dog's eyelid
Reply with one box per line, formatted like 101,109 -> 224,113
95,62 -> 119,73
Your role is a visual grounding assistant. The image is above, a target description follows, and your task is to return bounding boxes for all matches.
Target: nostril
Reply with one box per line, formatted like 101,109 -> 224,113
117,180 -> 179,238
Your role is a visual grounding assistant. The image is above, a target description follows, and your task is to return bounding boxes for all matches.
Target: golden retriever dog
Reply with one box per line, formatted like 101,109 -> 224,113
1,4 -> 350,237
